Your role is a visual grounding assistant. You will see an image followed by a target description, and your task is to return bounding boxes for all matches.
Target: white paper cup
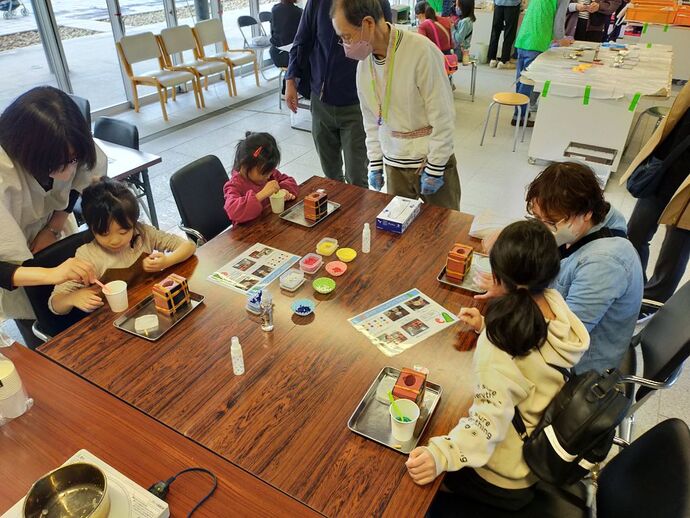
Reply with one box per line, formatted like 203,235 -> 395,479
269,189 -> 287,214
103,280 -> 128,313
389,399 -> 421,442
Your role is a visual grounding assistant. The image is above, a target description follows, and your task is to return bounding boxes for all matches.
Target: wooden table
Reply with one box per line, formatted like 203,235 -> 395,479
96,138 -> 162,228
0,344 -> 322,517
39,177 -> 482,517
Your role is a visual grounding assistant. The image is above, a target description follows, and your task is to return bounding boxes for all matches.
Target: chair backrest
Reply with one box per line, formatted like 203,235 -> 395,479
258,11 -> 272,23
194,18 -> 226,48
24,230 -> 93,339
159,25 -> 197,57
237,15 -> 258,46
93,117 -> 139,150
68,94 -> 91,129
597,418 -> 690,518
118,32 -> 162,65
636,281 -> 690,400
170,155 -> 231,244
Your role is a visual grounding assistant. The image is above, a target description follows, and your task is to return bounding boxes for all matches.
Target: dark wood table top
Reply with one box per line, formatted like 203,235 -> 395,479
39,177 -> 483,517
96,138 -> 161,180
0,344 -> 323,517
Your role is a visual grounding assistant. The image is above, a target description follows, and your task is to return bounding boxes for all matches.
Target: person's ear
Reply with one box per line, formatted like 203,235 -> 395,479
582,211 -> 593,223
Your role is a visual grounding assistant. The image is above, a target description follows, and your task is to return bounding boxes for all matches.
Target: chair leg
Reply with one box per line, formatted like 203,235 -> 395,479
470,62 -> 476,102
493,104 -> 501,137
224,69 -> 233,97
229,65 -> 238,96
204,75 -> 209,90
172,86 -> 176,101
131,82 -> 140,112
193,78 -> 205,109
163,87 -> 167,103
156,85 -> 168,121
253,57 -> 260,87
521,103 -> 529,143
513,105 -> 524,152
619,414 -> 635,443
480,102 -> 496,146
278,69 -> 284,110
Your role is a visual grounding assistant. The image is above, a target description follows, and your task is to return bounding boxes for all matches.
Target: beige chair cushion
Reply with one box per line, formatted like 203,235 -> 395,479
187,60 -> 227,76
160,25 -> 196,54
209,51 -> 255,66
194,18 -> 225,47
120,32 -> 160,64
138,69 -> 196,87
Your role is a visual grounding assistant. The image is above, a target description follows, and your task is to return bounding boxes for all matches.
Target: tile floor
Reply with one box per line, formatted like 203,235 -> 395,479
2,62 -> 688,442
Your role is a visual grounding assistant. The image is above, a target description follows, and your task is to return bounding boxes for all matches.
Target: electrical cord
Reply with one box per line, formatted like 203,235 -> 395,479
148,467 -> 218,517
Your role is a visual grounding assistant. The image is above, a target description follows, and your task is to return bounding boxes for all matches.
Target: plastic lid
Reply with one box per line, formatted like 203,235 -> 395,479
231,336 -> 240,347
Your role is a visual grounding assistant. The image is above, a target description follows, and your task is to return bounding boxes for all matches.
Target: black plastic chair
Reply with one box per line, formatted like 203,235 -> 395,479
23,230 -> 93,346
429,419 -> 690,518
169,155 -> 231,245
258,11 -> 272,24
68,94 -> 91,129
92,117 -> 157,228
618,281 -> 690,441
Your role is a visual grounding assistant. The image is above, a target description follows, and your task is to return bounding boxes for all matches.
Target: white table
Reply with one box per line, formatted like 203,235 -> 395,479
622,22 -> 690,81
521,42 -> 672,184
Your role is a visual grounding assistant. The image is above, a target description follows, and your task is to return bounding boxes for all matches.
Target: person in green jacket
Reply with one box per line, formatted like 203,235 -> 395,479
512,0 -> 571,126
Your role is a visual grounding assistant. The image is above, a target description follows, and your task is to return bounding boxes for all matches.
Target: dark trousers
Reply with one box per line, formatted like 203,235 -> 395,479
627,196 -> 690,303
574,18 -> 605,43
269,46 -> 290,68
310,96 -> 369,188
488,5 -> 520,62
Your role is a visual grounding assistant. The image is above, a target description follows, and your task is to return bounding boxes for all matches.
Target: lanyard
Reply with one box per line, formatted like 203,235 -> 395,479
369,26 -> 401,126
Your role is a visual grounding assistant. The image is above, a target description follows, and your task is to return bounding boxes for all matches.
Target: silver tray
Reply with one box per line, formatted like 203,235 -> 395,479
437,252 -> 491,293
279,200 -> 340,228
348,366 -> 442,454
113,292 -> 204,342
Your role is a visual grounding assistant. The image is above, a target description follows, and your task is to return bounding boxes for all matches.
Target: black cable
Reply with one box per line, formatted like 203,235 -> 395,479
148,467 -> 218,517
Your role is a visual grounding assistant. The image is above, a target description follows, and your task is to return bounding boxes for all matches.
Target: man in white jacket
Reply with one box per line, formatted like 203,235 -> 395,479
331,0 -> 461,210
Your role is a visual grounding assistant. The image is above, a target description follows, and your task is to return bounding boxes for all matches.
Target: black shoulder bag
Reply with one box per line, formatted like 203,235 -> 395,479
626,135 -> 690,199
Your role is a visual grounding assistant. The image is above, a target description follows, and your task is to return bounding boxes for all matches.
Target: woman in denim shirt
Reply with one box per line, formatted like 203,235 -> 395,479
525,162 -> 643,374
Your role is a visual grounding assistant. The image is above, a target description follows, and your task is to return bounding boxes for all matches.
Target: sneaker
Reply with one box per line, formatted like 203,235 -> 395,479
489,59 -> 498,68
497,61 -> 516,70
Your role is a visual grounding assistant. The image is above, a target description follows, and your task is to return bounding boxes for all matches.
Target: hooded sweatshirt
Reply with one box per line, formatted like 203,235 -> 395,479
424,289 -> 590,489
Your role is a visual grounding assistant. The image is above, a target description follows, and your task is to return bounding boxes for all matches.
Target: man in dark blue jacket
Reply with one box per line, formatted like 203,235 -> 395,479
285,0 -> 391,188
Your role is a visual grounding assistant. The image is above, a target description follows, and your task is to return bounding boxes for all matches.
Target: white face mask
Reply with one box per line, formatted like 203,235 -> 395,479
552,216 -> 583,246
50,160 -> 78,182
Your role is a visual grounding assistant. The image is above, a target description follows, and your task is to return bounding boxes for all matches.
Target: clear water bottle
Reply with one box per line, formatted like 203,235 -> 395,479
260,291 -> 274,332
230,336 -> 244,375
362,223 -> 371,254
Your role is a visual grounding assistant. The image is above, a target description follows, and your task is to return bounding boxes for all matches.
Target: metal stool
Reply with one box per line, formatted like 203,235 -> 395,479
480,92 -> 530,152
278,67 -> 288,109
624,105 -> 670,155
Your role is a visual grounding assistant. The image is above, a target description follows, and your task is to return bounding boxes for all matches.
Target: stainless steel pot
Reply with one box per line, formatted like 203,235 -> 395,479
22,462 -> 111,518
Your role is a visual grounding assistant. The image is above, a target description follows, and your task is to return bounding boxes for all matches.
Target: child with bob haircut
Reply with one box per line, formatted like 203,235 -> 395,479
405,219 -> 589,511
49,178 -> 196,314
223,132 -> 299,224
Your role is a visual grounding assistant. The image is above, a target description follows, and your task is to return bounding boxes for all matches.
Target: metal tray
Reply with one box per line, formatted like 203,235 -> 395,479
348,366 -> 442,454
437,252 -> 491,293
279,200 -> 341,228
113,292 -> 204,342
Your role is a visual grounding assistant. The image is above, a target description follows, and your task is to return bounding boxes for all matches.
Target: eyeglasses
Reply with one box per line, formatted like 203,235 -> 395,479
524,215 -> 566,233
49,157 -> 79,176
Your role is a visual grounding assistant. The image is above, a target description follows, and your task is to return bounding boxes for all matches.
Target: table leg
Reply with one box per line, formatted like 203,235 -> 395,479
141,170 -> 159,229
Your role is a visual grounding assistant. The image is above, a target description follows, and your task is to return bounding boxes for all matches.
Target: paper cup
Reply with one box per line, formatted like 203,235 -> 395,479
389,399 -> 421,442
269,189 -> 287,214
103,280 -> 128,313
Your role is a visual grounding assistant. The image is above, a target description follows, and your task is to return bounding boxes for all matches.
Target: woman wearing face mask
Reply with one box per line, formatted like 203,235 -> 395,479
0,86 -> 105,346
523,162 -> 643,375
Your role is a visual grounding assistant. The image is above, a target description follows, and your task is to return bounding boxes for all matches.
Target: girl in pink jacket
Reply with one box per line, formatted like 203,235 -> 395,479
223,132 -> 299,224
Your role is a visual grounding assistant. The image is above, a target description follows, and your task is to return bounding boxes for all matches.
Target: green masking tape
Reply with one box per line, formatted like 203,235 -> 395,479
629,92 -> 642,112
583,85 -> 591,106
542,80 -> 551,98
642,22 -> 648,34
647,42 -> 653,48
664,24 -> 669,32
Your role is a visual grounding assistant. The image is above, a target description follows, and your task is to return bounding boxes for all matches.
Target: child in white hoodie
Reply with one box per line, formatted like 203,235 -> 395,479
405,219 -> 590,511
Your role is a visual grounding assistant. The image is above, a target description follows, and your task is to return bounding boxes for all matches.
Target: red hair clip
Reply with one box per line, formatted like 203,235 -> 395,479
253,146 -> 263,158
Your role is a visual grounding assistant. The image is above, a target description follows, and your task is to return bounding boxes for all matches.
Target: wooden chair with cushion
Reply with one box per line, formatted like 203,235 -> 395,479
192,18 -> 259,96
158,25 -> 233,107
116,32 -> 201,121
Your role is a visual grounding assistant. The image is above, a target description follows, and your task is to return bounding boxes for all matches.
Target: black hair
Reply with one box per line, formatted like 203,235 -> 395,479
331,0 -> 385,26
526,161 -> 610,225
484,220 -> 561,357
0,86 -> 96,185
457,0 -> 476,21
81,177 -> 140,240
233,131 -> 281,177
415,1 -> 437,20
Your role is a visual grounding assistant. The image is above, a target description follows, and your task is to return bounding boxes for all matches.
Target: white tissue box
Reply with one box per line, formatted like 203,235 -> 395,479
376,196 -> 423,234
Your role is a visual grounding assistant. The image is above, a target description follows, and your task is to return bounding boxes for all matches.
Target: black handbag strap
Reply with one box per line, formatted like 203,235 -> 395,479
559,227 -> 627,259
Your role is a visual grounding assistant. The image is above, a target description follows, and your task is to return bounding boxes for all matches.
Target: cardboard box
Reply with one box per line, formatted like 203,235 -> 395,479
376,196 -> 423,234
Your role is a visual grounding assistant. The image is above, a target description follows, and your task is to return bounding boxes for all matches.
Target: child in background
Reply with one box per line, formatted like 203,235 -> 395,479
452,0 -> 476,59
405,220 -> 589,511
415,2 -> 454,54
223,132 -> 299,224
49,178 -> 196,314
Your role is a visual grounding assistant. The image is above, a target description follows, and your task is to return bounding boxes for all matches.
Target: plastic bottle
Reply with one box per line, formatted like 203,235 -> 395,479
362,223 -> 371,254
230,336 -> 244,375
260,291 -> 274,332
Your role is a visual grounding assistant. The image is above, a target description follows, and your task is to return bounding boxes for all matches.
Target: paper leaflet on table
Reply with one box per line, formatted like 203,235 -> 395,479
208,243 -> 300,295
349,289 -> 458,357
